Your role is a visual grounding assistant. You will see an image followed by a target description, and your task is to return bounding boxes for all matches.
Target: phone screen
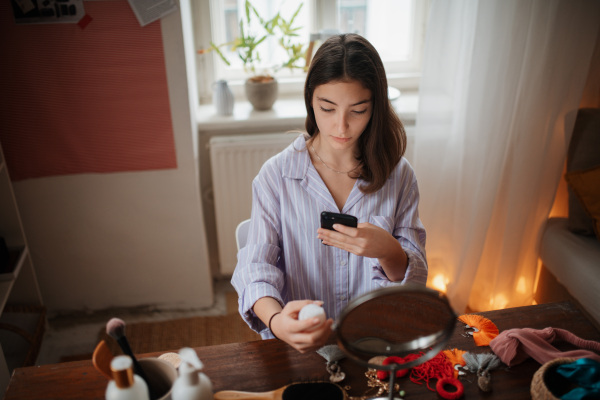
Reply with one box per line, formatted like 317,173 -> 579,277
320,211 -> 358,230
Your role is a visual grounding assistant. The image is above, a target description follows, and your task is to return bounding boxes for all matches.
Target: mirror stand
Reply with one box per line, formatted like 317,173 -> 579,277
335,284 -> 457,400
386,364 -> 398,400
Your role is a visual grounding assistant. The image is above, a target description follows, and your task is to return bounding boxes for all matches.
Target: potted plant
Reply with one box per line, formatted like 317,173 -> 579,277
199,1 -> 307,111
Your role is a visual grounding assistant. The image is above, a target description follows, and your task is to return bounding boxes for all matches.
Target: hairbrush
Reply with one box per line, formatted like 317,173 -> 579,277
214,381 -> 347,400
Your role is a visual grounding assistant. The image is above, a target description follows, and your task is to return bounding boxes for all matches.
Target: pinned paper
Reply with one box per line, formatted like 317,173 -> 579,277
10,0 -> 86,24
13,0 -> 35,15
127,0 -> 178,27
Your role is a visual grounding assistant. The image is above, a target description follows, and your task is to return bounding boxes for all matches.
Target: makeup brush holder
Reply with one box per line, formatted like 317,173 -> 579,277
139,358 -> 178,400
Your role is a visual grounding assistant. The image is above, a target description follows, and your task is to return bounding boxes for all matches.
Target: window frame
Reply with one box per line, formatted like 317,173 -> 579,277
192,0 -> 429,104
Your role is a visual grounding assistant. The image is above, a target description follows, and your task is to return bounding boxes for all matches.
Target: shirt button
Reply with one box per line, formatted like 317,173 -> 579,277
341,260 -> 347,266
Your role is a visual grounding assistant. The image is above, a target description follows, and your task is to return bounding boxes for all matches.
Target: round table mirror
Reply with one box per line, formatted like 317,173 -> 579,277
335,284 -> 456,399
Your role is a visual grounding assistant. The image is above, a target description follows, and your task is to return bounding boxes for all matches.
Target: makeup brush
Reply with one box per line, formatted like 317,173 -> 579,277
106,318 -> 156,399
214,381 -> 347,400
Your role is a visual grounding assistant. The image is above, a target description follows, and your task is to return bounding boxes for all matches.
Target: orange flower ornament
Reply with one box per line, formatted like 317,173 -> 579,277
458,314 -> 499,346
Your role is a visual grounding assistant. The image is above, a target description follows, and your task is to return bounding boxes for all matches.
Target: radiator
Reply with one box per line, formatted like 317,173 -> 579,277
209,132 -> 298,275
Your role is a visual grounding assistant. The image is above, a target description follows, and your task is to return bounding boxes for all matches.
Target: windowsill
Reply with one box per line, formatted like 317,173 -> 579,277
196,91 -> 419,132
196,96 -> 307,132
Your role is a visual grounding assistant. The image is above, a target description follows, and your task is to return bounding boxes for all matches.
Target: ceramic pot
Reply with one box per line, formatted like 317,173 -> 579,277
245,76 -> 278,111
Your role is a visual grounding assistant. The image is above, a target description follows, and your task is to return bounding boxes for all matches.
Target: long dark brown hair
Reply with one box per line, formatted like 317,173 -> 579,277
304,33 -> 406,194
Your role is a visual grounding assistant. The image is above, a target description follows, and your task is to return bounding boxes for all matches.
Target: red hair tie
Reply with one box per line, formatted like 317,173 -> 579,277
436,377 -> 464,399
376,356 -> 410,380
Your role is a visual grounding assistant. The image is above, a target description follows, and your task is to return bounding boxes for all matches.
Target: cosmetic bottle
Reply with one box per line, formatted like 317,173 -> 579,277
106,355 -> 150,400
172,348 -> 213,400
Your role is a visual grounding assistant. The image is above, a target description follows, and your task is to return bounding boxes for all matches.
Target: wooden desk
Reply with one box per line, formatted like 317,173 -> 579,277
4,302 -> 600,400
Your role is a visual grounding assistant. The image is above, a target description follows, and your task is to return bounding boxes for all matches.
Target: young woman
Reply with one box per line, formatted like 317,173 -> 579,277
231,34 -> 428,353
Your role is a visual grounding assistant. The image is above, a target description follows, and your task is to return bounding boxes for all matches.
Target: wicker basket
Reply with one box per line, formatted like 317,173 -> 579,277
530,357 -> 577,400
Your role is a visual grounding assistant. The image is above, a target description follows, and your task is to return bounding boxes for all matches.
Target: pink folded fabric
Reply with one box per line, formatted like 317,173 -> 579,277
489,327 -> 600,367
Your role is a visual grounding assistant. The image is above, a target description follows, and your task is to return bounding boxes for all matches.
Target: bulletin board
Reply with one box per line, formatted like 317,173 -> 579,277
0,0 -> 177,181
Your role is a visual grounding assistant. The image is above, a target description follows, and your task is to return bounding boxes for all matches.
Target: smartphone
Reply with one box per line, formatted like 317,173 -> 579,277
320,211 -> 358,230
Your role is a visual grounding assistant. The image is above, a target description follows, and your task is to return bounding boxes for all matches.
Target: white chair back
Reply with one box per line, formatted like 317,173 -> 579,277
235,219 -> 251,251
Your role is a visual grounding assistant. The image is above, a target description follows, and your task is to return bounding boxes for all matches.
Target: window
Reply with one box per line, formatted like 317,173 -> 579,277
193,0 -> 429,102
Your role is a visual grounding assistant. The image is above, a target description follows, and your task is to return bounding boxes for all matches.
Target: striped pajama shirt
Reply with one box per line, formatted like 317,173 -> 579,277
231,135 -> 428,338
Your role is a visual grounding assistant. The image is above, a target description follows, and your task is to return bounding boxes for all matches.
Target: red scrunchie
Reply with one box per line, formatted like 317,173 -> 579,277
436,377 -> 464,399
376,356 -> 410,380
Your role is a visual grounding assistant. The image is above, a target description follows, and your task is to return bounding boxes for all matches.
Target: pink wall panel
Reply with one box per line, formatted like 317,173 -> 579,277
0,0 -> 177,180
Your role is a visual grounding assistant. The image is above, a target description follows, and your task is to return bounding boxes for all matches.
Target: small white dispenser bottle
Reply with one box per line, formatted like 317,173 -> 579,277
106,355 -> 150,400
172,347 -> 213,400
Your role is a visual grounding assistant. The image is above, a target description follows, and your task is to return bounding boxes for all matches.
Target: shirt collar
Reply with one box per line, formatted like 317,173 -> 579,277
282,135 -> 311,180
282,134 -> 371,212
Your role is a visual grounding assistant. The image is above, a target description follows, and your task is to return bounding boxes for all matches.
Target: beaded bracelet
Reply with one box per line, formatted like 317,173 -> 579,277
268,311 -> 282,340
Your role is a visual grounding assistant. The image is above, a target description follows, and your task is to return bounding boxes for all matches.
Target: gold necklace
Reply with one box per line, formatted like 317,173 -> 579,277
310,144 -> 358,175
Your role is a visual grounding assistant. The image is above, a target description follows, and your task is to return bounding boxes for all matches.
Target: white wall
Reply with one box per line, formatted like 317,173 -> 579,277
11,0 -> 213,313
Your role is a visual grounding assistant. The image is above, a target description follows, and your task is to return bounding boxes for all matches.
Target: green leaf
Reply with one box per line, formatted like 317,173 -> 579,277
210,42 -> 231,66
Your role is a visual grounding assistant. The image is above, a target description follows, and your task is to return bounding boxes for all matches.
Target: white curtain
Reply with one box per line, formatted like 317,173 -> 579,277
413,0 -> 600,313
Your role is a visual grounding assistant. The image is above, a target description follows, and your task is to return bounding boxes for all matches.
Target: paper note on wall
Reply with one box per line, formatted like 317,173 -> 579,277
10,0 -> 85,24
127,0 -> 177,27
0,0 -> 177,180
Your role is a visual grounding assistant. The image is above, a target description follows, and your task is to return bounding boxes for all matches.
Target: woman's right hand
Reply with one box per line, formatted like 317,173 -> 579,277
270,300 -> 333,353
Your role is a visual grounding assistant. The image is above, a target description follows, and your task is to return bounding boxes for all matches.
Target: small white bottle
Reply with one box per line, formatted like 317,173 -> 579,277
212,80 -> 234,116
106,355 -> 150,400
171,348 -> 213,400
